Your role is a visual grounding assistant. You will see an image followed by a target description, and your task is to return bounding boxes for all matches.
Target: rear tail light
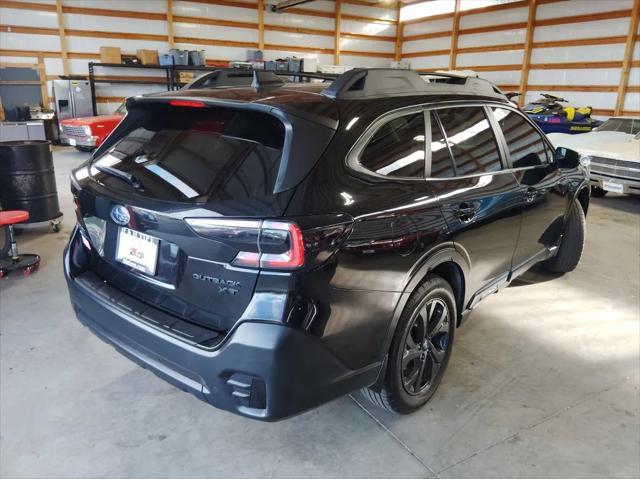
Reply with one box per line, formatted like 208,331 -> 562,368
185,218 -> 304,270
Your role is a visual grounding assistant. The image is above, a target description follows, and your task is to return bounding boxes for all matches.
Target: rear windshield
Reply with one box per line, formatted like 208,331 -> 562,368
92,103 -> 286,202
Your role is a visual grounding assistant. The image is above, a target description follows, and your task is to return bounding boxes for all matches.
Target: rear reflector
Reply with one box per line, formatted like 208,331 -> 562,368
168,100 -> 206,108
185,218 -> 304,270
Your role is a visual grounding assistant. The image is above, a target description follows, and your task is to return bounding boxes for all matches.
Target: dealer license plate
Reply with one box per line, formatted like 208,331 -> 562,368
68,138 -> 76,146
602,180 -> 624,194
115,227 -> 159,275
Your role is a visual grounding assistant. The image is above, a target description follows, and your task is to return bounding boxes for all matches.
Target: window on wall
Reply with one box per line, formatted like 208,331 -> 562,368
434,107 -> 503,176
359,112 -> 425,178
400,0 -> 521,21
492,107 -> 549,168
401,0 -> 455,21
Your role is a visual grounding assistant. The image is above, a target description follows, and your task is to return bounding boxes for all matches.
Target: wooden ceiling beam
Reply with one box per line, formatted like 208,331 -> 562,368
518,0 -> 537,107
615,0 -> 640,115
394,1 -> 403,61
334,0 -> 342,65
54,0 -> 69,76
166,0 -> 175,48
449,0 -> 461,70
258,0 -> 265,50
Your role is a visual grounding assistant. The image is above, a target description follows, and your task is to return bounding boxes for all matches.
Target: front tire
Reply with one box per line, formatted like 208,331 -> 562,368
542,199 -> 586,273
591,186 -> 607,198
362,275 -> 456,414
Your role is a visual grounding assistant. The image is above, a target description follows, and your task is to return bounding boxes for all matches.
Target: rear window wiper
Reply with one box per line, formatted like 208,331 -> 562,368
94,165 -> 142,189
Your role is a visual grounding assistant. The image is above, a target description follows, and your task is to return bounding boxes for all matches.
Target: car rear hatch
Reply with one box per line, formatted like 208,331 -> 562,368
71,96 -> 336,336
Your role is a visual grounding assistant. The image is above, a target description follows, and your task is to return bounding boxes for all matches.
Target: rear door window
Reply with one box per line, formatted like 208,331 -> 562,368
359,112 -> 425,178
492,107 -> 549,167
92,103 -> 285,202
434,107 -> 503,176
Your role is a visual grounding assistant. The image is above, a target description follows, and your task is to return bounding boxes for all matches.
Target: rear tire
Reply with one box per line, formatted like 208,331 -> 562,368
362,275 -> 456,414
591,186 -> 608,198
542,199 -> 585,273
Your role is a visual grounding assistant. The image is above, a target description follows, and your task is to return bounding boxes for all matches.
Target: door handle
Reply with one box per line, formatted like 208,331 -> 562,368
453,202 -> 477,222
524,188 -> 537,203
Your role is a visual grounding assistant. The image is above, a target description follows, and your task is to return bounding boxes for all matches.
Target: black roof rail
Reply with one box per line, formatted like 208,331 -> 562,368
181,67 -> 506,100
272,71 -> 338,82
321,68 -> 506,100
322,68 -> 431,99
183,69 -> 337,90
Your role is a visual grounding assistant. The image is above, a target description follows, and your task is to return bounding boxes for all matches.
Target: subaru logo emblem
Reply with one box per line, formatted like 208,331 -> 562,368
110,205 -> 130,226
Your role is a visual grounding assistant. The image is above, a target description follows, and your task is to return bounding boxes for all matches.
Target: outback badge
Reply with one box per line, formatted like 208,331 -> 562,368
193,273 -> 240,296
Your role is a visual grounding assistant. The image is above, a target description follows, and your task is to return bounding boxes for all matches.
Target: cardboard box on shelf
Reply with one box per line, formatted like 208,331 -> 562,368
319,64 -> 349,74
301,57 -> 318,73
100,46 -> 122,64
137,49 -> 159,65
390,61 -> 411,69
179,71 -> 195,83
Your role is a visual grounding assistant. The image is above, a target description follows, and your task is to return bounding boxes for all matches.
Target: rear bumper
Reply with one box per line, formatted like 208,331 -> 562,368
64,227 -> 380,420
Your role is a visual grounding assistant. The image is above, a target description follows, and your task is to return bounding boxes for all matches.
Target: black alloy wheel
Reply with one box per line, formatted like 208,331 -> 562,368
401,297 -> 450,395
362,275 -> 456,414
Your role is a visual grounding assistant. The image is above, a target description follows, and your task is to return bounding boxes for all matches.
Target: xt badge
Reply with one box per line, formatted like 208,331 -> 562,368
193,273 -> 240,296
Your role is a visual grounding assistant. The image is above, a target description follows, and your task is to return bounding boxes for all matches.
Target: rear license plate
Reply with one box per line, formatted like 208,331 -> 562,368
602,180 -> 624,193
115,227 -> 159,275
68,138 -> 76,146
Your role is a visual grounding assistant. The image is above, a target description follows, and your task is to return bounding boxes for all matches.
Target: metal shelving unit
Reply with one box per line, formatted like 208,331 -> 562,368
87,62 -> 174,115
170,65 -> 229,89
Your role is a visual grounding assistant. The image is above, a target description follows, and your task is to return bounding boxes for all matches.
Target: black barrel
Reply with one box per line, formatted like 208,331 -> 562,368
0,140 -> 61,223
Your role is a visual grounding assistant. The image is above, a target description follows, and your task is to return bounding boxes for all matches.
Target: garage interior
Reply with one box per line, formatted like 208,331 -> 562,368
1,0 -> 639,478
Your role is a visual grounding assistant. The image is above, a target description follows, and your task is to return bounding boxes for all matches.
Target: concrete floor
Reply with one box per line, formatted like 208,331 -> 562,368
1,147 -> 639,479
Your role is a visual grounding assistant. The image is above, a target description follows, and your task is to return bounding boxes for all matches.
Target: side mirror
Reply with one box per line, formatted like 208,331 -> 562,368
554,147 -> 580,169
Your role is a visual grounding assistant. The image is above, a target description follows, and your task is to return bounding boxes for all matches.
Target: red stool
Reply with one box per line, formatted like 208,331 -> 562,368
0,210 -> 40,278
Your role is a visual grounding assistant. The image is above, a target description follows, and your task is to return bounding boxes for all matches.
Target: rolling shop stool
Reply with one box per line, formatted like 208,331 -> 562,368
0,210 -> 40,279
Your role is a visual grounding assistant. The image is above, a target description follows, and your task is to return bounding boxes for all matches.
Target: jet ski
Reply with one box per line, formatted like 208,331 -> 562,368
522,93 -> 602,134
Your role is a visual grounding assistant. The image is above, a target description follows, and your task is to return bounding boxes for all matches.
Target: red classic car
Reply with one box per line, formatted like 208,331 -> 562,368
59,103 -> 126,152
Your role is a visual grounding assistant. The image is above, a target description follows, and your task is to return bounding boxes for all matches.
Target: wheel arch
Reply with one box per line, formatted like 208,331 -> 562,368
576,184 -> 590,216
390,244 -> 470,336
370,245 -> 470,392
429,261 -> 465,323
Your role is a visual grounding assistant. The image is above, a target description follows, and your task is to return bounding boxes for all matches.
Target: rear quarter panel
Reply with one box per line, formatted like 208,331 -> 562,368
285,123 -> 453,369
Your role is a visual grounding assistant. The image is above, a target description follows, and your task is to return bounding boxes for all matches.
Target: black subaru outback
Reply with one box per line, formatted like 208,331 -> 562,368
65,69 -> 589,420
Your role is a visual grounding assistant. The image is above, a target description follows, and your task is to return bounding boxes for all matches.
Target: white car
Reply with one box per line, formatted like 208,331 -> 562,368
548,117 -> 640,197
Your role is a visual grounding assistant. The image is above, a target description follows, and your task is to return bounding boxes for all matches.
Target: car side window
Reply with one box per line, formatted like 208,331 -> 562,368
427,111 -> 455,178
492,107 -> 549,168
435,107 -> 503,176
359,112 -> 425,178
